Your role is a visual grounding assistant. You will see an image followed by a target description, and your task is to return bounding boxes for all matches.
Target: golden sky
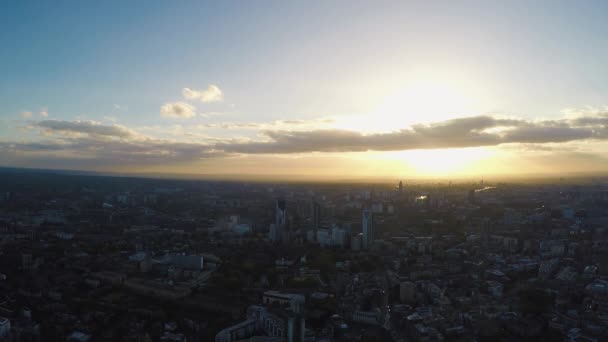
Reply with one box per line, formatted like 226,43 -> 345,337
2,2 -> 608,180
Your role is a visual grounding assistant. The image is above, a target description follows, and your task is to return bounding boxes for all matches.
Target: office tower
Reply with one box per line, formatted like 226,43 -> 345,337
287,312 -> 306,342
275,199 -> 287,243
398,180 -> 403,193
351,234 -> 362,251
269,224 -> 278,242
362,209 -> 374,250
0,317 -> 10,340
312,200 -> 321,229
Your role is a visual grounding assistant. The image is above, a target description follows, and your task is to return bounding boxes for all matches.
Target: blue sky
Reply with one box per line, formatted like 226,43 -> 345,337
1,1 -> 608,178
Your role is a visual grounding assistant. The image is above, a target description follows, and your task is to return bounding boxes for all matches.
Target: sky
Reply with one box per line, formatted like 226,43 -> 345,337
1,0 -> 608,180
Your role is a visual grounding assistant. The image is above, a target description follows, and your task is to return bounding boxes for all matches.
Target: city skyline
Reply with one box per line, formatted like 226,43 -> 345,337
2,1 -> 608,179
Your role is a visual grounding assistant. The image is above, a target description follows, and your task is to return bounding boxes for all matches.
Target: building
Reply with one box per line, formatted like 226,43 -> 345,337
215,318 -> 258,342
269,224 -> 277,242
352,309 -> 382,325
486,280 -> 503,298
0,317 -> 10,339
539,258 -> 560,279
171,254 -> 204,270
262,291 -> 305,313
216,305 -> 307,342
400,281 -> 416,303
312,200 -> 321,229
316,229 -> 332,247
255,305 -> 307,342
362,209 -> 374,250
351,234 -> 362,251
331,226 -> 347,248
306,230 -> 315,243
273,199 -> 288,243
369,202 -> 381,214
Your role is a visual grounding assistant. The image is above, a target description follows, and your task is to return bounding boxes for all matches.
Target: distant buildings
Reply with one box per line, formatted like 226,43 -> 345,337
6,170 -> 608,341
312,226 -> 348,248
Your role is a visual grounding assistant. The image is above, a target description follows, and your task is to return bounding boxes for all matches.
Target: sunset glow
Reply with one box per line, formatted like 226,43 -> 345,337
1,1 -> 608,180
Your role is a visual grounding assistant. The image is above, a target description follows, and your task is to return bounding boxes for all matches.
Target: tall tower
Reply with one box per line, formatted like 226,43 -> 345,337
312,200 -> 321,229
398,180 -> 403,193
287,312 -> 306,342
275,199 -> 287,243
362,209 -> 374,250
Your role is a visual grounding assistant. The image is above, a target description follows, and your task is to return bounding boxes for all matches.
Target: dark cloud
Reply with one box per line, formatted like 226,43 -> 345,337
571,116 -> 608,126
217,115 -> 606,154
5,119 -> 221,165
3,113 -> 608,168
501,126 -> 595,144
36,120 -> 137,138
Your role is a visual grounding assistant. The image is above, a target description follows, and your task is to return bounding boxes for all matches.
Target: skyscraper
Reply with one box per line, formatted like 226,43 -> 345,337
312,200 -> 321,229
362,209 -> 374,250
398,180 -> 403,193
275,199 -> 287,243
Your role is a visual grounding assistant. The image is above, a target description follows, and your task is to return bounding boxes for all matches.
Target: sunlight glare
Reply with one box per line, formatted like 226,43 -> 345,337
384,147 -> 492,176
332,78 -> 478,133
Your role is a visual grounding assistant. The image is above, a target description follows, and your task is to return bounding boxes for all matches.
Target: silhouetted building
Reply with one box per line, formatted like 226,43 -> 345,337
312,200 -> 321,230
362,209 -> 374,250
0,318 -> 10,340
274,199 -> 288,243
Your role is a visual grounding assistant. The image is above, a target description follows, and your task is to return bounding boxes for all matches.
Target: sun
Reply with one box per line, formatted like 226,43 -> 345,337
332,78 -> 480,133
376,81 -> 473,125
330,76 -> 493,177
382,147 -> 492,177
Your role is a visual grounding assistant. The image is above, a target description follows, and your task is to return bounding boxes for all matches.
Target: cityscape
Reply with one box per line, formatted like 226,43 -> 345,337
0,169 -> 607,341
2,1 -> 608,341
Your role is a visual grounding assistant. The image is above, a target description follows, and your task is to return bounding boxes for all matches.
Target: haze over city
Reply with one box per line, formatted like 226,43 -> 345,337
1,1 -> 608,180
4,2 -> 608,342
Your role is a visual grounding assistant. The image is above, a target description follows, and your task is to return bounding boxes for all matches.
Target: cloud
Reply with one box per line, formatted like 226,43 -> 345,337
3,120 -> 223,167
182,85 -> 224,102
195,118 -> 335,130
39,109 -> 48,117
3,111 -> 608,170
35,120 -> 138,139
0,138 -> 224,166
160,102 -> 196,118
215,114 -> 608,154
20,111 -> 33,118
